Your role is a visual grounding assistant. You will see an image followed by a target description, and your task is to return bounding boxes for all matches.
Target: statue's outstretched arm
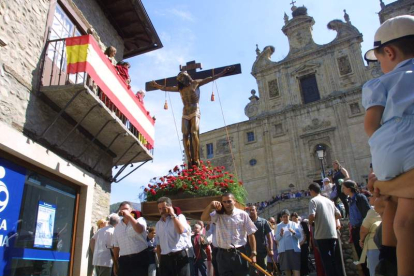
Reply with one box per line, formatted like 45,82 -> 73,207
150,80 -> 179,92
198,66 -> 234,87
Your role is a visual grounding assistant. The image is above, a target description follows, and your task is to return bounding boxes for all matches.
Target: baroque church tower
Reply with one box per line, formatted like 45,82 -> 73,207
200,1 -> 408,204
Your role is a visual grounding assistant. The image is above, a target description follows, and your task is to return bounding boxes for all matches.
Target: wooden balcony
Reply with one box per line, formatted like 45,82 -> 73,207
38,35 -> 155,178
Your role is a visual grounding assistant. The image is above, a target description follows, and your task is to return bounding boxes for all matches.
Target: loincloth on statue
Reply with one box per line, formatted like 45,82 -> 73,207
374,168 -> 414,199
182,110 -> 200,121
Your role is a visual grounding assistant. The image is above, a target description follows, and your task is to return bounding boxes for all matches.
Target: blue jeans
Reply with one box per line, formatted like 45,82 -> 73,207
316,239 -> 342,276
194,259 -> 207,276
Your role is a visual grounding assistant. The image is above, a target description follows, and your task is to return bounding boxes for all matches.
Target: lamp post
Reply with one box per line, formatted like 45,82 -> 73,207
316,144 -> 326,179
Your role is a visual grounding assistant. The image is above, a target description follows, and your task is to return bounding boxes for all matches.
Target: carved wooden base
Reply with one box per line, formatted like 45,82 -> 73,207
141,195 -> 245,221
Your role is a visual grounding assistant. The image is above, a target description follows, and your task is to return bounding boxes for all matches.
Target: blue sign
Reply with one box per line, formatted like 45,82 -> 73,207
0,157 -> 26,273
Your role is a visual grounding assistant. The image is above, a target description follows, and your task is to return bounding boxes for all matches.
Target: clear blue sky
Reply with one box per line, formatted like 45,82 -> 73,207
110,0 -> 391,204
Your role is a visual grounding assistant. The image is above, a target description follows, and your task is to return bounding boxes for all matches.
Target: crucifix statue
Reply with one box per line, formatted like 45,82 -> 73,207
146,61 -> 241,167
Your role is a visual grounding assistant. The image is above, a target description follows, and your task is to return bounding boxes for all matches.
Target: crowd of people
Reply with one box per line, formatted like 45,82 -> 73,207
247,190 -> 311,211
88,15 -> 414,276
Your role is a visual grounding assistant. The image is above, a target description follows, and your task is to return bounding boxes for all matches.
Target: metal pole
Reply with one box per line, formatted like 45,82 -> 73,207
319,158 -> 326,178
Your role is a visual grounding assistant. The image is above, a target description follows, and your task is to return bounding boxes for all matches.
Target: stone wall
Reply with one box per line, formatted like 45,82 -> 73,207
0,0 -> 121,233
258,197 -> 311,219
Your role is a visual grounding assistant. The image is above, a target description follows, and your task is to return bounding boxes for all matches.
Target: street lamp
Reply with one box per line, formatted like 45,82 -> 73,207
315,144 -> 326,179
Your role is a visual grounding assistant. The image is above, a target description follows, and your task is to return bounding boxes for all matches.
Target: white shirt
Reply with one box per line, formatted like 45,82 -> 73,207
211,208 -> 257,249
112,217 -> 148,256
155,214 -> 188,255
92,225 -> 114,267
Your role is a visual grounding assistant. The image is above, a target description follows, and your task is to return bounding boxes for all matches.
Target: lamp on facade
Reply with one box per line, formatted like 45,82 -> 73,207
315,144 -> 326,178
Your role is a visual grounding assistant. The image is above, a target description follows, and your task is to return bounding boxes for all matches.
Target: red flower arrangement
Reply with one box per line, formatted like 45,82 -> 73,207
141,160 -> 247,204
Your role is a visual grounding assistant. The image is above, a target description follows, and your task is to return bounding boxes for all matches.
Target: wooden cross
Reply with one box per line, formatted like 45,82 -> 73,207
290,0 -> 296,6
145,60 -> 241,91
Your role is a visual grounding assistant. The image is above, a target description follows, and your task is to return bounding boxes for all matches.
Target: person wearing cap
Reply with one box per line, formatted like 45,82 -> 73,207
155,197 -> 190,276
201,192 -> 257,276
112,201 -> 149,276
343,180 -> 371,276
362,15 -> 414,276
321,177 -> 334,199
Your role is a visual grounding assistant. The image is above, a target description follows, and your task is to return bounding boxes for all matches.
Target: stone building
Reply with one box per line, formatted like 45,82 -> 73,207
200,5 -> 381,204
0,0 -> 160,275
379,0 -> 414,23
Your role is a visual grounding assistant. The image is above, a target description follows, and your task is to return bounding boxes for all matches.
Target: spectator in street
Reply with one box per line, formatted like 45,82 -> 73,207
156,197 -> 190,276
192,223 -> 209,276
90,213 -> 120,276
275,209 -> 302,276
358,193 -> 381,276
112,202 -> 149,276
332,160 -> 350,217
201,192 -> 257,276
104,46 -> 117,66
136,90 -> 145,104
321,177 -> 334,199
291,213 -> 310,276
343,180 -> 371,276
205,222 -> 220,276
246,205 -> 273,275
308,183 -> 342,276
147,227 -> 157,276
116,61 -> 131,89
266,217 -> 279,274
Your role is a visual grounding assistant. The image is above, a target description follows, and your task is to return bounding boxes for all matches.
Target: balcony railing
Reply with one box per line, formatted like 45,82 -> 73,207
38,35 -> 155,180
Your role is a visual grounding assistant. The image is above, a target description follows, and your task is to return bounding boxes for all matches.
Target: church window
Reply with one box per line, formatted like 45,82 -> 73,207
249,159 -> 257,166
268,79 -> 280,98
247,131 -> 255,142
350,102 -> 361,115
206,143 -> 214,159
337,56 -> 352,75
300,74 -> 320,104
274,123 -> 283,136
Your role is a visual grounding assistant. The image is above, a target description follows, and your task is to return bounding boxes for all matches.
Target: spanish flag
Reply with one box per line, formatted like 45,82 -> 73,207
66,35 -> 91,74
65,35 -> 155,148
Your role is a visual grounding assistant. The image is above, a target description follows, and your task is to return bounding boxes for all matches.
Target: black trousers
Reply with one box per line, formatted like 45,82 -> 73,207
300,243 -> 310,276
316,239 -> 342,276
212,247 -> 220,276
160,250 -> 190,276
118,250 -> 149,276
216,246 -> 249,276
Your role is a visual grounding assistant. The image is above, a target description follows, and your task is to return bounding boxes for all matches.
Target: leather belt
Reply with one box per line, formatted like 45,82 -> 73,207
165,249 -> 185,256
218,246 -> 244,253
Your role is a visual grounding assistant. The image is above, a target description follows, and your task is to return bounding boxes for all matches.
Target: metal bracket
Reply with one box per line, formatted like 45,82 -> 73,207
92,132 -> 125,170
38,89 -> 84,138
57,104 -> 100,148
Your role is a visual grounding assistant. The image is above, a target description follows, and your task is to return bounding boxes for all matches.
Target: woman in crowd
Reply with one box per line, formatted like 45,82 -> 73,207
104,46 -> 117,65
343,180 -> 371,276
275,209 -> 302,276
266,216 -> 279,274
332,160 -> 350,217
147,226 -> 157,276
359,193 -> 381,276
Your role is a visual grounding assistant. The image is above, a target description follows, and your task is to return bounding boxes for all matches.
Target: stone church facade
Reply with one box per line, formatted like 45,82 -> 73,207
200,0 -> 413,204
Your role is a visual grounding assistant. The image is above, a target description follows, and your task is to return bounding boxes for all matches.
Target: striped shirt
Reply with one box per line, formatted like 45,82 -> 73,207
112,217 -> 148,256
211,208 -> 257,249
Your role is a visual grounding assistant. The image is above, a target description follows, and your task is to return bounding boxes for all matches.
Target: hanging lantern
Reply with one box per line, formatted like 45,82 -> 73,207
164,100 -> 168,110
211,91 -> 215,101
